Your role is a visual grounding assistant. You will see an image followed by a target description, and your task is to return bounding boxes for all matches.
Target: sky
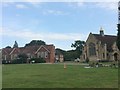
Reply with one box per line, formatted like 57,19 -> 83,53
0,0 -> 118,50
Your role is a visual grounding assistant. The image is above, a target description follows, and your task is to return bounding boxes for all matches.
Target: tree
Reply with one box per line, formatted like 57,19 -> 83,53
5,46 -> 11,48
13,41 -> 18,48
17,53 -> 28,63
64,50 -> 79,61
117,24 -> 120,50
71,40 -> 85,55
55,48 -> 66,55
25,40 -> 46,47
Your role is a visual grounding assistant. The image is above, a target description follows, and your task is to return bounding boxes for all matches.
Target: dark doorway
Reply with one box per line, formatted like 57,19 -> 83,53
114,53 -> 118,61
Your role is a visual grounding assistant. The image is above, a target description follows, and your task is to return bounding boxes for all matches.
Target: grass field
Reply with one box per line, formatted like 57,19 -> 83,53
2,63 -> 118,88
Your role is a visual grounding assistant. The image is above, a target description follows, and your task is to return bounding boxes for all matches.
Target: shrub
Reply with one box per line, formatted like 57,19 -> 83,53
2,60 -> 6,64
2,60 -> 11,64
11,59 -> 23,64
30,58 -> 46,63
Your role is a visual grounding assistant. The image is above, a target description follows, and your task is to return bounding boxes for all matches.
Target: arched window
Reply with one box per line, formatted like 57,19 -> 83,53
89,43 -> 96,56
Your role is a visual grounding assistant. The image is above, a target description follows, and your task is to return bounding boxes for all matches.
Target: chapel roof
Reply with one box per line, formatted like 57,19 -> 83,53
93,34 -> 117,52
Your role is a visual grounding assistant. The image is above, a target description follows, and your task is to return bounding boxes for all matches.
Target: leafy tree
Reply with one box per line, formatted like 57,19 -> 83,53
13,41 -> 18,48
55,41 -> 85,61
55,48 -> 66,55
55,48 -> 77,61
17,53 -> 28,63
25,40 -> 46,47
64,50 -> 79,61
117,24 -> 120,50
71,40 -> 85,55
5,46 -> 11,48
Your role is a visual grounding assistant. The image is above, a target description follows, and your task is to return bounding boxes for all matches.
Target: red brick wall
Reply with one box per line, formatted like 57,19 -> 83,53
49,45 -> 55,63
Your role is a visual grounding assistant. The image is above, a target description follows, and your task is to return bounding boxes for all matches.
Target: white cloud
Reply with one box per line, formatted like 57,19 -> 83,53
16,4 -> 28,9
1,27 -> 87,41
2,1 -> 118,11
68,2 -> 84,8
43,9 -> 69,15
2,0 -> 119,2
68,2 -> 117,11
95,2 -> 118,11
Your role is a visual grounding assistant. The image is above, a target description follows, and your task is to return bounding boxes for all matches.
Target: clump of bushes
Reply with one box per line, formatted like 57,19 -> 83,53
29,58 -> 46,63
2,60 -> 11,64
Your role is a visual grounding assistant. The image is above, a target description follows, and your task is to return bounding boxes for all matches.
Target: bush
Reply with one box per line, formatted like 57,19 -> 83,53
98,60 -> 110,62
2,60 -> 7,64
11,59 -> 23,64
2,60 -> 11,64
30,58 -> 46,63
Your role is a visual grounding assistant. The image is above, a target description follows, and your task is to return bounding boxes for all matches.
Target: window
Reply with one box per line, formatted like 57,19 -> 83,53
37,51 -> 48,58
45,52 -> 48,58
41,52 -> 45,58
14,54 -> 17,59
4,55 -> 6,60
27,53 -> 31,58
89,43 -> 96,56
103,53 -> 105,58
37,52 -> 41,58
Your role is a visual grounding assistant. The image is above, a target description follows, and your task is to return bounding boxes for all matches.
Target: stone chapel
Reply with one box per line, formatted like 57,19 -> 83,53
81,28 -> 120,62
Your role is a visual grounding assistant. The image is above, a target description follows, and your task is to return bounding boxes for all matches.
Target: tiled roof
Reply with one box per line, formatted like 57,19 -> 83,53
2,48 -> 13,55
2,45 -> 54,55
93,34 -> 117,52
22,46 -> 39,54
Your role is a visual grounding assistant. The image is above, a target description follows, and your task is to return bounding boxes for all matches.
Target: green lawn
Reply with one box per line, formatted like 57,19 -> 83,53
2,63 -> 118,88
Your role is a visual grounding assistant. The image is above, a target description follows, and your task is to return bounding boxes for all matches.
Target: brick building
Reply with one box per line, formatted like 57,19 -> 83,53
2,44 -> 55,63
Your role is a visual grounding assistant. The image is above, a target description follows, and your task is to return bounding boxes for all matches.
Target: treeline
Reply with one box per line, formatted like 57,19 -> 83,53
56,40 -> 85,61
56,48 -> 82,61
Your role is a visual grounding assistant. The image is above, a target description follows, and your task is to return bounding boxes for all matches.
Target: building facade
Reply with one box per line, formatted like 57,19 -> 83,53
55,49 -> 64,62
81,28 -> 120,62
2,45 -> 55,63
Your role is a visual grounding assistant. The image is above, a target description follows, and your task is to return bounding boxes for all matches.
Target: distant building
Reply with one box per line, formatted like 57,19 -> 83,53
55,50 -> 64,62
55,54 -> 64,62
81,28 -> 120,62
2,44 -> 55,63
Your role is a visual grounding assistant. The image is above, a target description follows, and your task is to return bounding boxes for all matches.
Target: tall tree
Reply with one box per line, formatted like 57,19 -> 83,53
13,41 -> 18,48
25,40 -> 46,47
5,46 -> 11,48
71,40 -> 85,55
117,24 -> 120,50
18,53 -> 28,63
117,2 -> 120,50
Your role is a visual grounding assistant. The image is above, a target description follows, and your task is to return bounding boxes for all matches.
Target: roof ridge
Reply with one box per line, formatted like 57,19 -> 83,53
93,33 -> 116,37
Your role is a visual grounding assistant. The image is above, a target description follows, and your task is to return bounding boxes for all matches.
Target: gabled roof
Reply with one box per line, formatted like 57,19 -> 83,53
22,46 -> 39,54
35,45 -> 50,54
2,48 -> 13,55
2,44 -> 54,55
93,34 -> 117,52
9,48 -> 20,55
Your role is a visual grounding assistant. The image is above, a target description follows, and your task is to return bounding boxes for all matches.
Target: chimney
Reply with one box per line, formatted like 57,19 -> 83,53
100,27 -> 104,36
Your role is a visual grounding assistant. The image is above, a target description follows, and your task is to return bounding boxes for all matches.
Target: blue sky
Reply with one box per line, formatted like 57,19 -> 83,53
1,1 -> 118,50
